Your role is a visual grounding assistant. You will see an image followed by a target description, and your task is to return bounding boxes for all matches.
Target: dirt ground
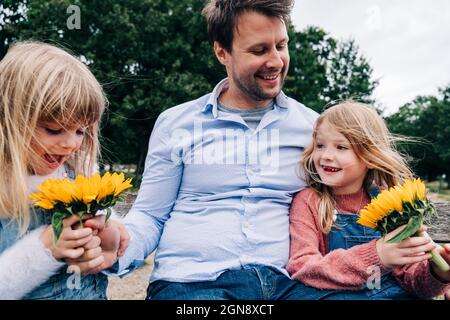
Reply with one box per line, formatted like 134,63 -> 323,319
107,254 -> 154,300
107,194 -> 153,300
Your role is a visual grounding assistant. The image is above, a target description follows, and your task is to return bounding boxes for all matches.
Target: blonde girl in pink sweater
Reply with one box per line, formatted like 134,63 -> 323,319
287,101 -> 450,299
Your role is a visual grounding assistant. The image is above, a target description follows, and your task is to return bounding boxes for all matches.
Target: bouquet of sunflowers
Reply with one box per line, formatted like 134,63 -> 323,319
31,172 -> 132,242
358,178 -> 450,272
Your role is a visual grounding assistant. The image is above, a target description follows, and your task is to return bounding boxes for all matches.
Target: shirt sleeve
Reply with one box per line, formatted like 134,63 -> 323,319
0,226 -> 65,299
105,114 -> 183,276
287,189 -> 388,290
393,258 -> 450,298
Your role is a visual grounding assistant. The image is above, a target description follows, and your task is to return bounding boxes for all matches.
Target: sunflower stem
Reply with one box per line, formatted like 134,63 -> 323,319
79,212 -> 84,228
418,231 -> 450,272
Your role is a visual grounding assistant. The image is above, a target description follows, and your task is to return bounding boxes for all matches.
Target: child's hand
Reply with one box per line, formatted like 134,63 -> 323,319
430,243 -> 450,283
40,215 -> 93,261
67,218 -> 129,274
376,225 -> 436,269
84,218 -> 130,257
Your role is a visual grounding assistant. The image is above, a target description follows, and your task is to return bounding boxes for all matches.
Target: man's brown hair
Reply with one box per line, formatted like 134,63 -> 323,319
202,0 -> 294,52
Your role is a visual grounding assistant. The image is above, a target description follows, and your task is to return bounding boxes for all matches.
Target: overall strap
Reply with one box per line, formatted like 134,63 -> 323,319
367,184 -> 381,200
64,164 -> 76,180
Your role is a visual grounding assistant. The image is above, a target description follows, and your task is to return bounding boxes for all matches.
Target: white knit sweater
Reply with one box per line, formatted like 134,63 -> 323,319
0,226 -> 65,299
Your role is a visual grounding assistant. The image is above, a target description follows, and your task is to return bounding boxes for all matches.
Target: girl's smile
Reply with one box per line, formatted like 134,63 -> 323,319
30,122 -> 86,176
313,120 -> 368,195
320,165 -> 342,174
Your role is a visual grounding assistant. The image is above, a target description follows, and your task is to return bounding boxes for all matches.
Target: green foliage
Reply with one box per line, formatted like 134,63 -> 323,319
386,86 -> 450,182
285,26 -> 377,112
1,1 -> 376,173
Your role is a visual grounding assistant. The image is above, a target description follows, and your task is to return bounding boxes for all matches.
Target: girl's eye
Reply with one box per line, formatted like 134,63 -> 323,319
316,143 -> 324,149
337,145 -> 348,150
76,129 -> 86,136
45,128 -> 62,135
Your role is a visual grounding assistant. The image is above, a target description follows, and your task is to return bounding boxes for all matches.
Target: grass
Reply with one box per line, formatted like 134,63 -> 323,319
426,180 -> 450,202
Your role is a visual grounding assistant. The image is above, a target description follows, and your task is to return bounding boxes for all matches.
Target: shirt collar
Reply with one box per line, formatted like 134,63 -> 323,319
202,78 -> 289,118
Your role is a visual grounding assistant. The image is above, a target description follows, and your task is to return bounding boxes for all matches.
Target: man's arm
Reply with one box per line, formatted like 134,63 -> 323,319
72,113 -> 184,275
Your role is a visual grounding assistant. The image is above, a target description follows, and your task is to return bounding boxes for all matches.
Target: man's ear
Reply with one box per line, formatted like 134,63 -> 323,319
213,41 -> 229,66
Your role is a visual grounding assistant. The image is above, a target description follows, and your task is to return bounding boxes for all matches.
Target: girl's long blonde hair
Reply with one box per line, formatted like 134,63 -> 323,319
0,41 -> 106,234
302,101 -> 413,234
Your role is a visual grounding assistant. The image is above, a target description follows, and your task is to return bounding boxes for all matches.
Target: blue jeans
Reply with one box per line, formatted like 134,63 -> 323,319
146,265 -> 414,300
147,264 -> 317,300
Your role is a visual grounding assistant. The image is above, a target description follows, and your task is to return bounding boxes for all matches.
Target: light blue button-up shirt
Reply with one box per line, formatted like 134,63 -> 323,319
115,78 -> 318,282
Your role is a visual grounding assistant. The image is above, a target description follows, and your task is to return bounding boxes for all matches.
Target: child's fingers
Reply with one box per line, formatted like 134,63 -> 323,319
74,247 -> 102,262
384,225 -> 407,241
401,242 -> 437,256
84,215 -> 106,231
399,253 -> 432,265
83,236 -> 101,250
63,215 -> 85,228
62,235 -> 93,249
68,255 -> 105,275
72,215 -> 94,230
418,225 -> 428,232
61,227 -> 92,241
397,236 -> 431,248
61,247 -> 85,260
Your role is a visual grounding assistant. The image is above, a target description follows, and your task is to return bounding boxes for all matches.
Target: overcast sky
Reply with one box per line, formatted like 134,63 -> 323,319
291,0 -> 450,115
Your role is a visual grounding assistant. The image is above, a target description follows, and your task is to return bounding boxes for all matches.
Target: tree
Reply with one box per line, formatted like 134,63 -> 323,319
1,2 -> 377,175
386,86 -> 450,185
0,0 -> 27,56
284,26 -> 377,112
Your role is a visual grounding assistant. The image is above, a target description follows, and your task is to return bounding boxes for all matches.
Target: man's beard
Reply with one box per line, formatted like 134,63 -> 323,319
234,69 -> 286,102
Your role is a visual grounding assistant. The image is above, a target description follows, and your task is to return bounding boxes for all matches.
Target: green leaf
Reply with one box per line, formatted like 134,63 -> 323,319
105,207 -> 112,222
387,216 -> 423,243
51,211 -> 71,244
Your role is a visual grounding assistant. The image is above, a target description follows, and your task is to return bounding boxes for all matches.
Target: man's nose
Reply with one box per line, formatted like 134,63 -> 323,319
266,48 -> 284,70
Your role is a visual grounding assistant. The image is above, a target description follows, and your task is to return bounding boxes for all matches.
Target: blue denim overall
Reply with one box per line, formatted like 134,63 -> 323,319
0,167 -> 108,300
289,187 -> 417,300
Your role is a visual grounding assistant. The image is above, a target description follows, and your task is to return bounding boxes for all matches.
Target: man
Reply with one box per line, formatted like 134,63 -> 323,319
93,0 -> 318,299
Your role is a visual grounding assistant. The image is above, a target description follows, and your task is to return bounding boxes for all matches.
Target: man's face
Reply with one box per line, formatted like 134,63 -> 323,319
216,11 -> 290,107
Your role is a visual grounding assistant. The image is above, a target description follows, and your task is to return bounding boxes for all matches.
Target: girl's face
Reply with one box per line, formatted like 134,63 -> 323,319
312,120 -> 368,195
29,121 -> 86,176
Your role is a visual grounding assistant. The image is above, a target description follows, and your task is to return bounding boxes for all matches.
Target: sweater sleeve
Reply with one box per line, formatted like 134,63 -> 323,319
0,226 -> 65,299
287,189 -> 387,290
393,259 -> 450,299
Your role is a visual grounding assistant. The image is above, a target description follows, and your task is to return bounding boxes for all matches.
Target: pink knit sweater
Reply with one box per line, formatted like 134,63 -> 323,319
287,187 -> 450,298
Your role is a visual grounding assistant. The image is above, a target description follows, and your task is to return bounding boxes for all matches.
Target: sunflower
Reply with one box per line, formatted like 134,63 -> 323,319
31,172 -> 133,242
358,178 -> 427,230
358,178 -> 449,272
